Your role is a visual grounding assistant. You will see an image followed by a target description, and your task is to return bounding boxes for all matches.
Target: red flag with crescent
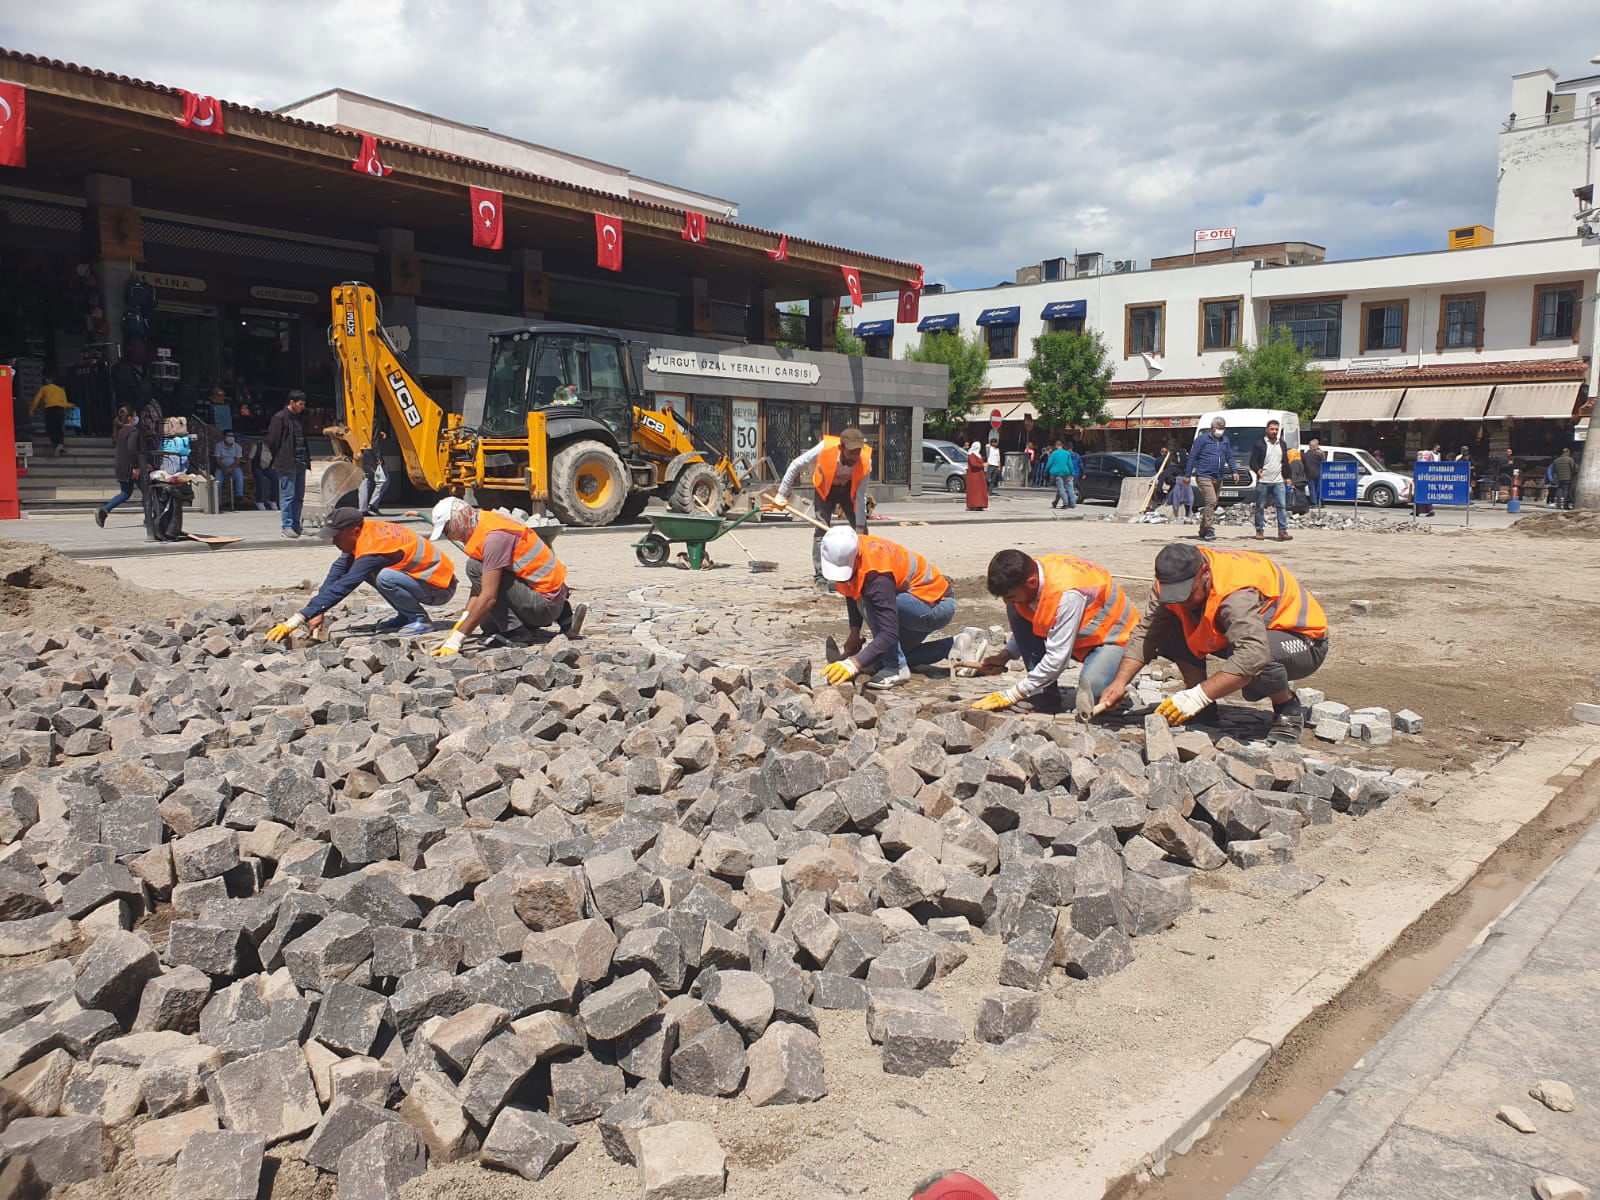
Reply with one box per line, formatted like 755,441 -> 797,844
595,213 -> 623,271
767,233 -> 788,262
840,266 -> 863,308
0,83 -> 25,168
681,211 -> 707,244
896,286 -> 921,324
175,90 -> 225,135
352,133 -> 392,177
469,186 -> 504,250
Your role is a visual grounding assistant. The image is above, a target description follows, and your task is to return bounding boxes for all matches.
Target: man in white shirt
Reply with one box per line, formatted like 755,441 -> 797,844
986,438 -> 1002,491
1249,420 -> 1291,542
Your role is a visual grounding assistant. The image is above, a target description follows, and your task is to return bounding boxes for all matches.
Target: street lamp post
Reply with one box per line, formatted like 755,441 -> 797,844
1134,352 -> 1165,488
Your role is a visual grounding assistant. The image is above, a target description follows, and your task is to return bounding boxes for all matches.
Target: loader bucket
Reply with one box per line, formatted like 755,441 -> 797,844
320,461 -> 366,510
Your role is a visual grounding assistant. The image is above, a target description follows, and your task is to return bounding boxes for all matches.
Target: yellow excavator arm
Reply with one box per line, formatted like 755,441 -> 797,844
326,282 -> 454,492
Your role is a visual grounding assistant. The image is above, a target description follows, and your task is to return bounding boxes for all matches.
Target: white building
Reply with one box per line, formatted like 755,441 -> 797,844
853,60 -> 1600,474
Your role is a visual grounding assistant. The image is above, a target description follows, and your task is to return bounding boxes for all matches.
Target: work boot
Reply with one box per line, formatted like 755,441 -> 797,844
1268,699 -> 1306,744
1254,530 -> 1265,540
94,508 -> 107,528
1278,531 -> 1293,541
559,603 -> 587,639
1200,527 -> 1217,541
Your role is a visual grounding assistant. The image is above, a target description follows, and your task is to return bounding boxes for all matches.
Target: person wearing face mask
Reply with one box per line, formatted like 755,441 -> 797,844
1184,416 -> 1235,542
213,429 -> 245,511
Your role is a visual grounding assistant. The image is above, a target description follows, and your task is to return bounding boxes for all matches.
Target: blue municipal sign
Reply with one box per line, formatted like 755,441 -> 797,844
1414,460 -> 1471,507
1320,461 -> 1358,502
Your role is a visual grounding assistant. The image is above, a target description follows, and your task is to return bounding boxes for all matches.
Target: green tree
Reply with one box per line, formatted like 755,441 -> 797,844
1022,330 -> 1114,431
776,303 -> 863,355
904,331 -> 989,438
1219,326 -> 1325,418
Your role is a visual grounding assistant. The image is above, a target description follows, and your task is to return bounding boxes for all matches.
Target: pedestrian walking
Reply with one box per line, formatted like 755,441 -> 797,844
1249,419 -> 1292,541
266,390 -> 310,538
213,429 -> 246,510
1551,446 -> 1577,510
964,441 -> 989,511
1045,440 -> 1076,509
1184,416 -> 1235,541
94,410 -> 143,528
30,371 -> 72,456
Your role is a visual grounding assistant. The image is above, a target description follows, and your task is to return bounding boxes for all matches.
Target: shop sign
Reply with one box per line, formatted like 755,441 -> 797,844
647,349 -> 820,386
731,400 -> 760,461
146,272 -> 207,294
249,286 -> 318,306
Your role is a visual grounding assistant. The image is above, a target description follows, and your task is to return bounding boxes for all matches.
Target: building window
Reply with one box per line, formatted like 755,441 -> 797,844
1267,298 -> 1343,358
1199,296 -> 1242,351
863,335 -> 893,359
1532,282 -> 1581,343
985,323 -> 1018,359
1359,300 -> 1408,353
1125,302 -> 1166,356
1050,317 -> 1085,335
1436,292 -> 1485,352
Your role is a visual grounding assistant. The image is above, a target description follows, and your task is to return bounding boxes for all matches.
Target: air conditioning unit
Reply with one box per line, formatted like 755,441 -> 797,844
923,283 -> 945,295
1448,225 -> 1493,250
1042,257 -> 1070,282
1076,252 -> 1104,277
1110,259 -> 1137,274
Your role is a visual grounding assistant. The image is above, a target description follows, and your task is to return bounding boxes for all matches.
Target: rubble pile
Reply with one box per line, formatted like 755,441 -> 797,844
0,604 -> 1424,1196
1127,507 -> 1435,533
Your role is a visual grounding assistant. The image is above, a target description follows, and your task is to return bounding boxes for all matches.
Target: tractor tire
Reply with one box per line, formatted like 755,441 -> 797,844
668,463 -> 727,516
619,492 -> 651,522
549,440 -> 629,527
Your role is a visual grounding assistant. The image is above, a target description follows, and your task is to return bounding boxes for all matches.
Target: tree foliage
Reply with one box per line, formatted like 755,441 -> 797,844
903,331 -> 989,438
1022,330 -> 1114,430
776,303 -> 862,356
1219,326 -> 1325,418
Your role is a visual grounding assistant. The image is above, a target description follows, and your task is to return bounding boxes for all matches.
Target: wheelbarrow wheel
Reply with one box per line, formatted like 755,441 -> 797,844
635,534 -> 671,567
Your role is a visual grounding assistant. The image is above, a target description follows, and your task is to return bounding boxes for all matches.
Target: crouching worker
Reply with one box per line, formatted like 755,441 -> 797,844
427,498 -> 586,657
819,527 -> 954,691
266,507 -> 457,642
1097,544 -> 1328,741
974,550 -> 1139,713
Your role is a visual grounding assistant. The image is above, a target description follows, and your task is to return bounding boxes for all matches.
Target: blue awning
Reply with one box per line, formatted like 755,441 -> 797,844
976,306 -> 1021,326
854,320 -> 894,338
1041,300 -> 1087,321
918,313 -> 959,332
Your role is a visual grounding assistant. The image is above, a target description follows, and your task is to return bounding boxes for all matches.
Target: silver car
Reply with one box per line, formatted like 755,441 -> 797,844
922,440 -> 969,492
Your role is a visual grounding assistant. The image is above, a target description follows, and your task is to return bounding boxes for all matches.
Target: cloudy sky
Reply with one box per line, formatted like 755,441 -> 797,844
5,1 -> 1596,288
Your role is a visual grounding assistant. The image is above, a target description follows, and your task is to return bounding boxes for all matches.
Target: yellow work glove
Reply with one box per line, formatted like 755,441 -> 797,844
973,686 -> 1023,712
823,659 -> 859,685
265,613 -> 305,644
430,630 -> 465,658
1156,684 -> 1212,727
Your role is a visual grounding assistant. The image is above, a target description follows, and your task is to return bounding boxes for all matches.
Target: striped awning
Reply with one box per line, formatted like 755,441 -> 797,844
1485,381 -> 1581,420
1139,394 -> 1221,419
1314,388 -> 1404,422
1395,385 -> 1492,421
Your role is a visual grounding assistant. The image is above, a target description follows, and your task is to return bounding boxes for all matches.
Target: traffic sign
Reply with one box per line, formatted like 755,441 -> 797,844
990,409 -> 1002,429
1320,461 -> 1358,503
1414,460 -> 1470,507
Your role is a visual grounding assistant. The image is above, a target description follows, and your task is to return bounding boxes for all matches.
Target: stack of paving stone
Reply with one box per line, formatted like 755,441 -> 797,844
0,604 -> 1425,1196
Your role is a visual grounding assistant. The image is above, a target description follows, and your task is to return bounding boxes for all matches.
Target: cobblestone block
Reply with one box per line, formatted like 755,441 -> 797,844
479,1107 -> 578,1181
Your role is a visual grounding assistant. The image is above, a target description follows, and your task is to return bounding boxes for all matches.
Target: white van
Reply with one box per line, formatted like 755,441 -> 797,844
1191,408 -> 1302,500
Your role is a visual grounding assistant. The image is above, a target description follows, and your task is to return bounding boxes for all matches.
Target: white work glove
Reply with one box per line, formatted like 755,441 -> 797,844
265,613 -> 305,643
1156,684 -> 1212,726
431,630 -> 465,658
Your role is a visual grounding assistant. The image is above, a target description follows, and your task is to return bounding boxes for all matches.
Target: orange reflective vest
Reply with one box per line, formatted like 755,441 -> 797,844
1169,547 -> 1327,658
353,521 -> 455,589
812,436 -> 872,496
834,535 -> 949,605
463,511 -> 568,596
1013,555 -> 1139,661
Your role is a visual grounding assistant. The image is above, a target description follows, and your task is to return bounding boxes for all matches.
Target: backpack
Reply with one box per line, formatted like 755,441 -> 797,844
124,277 -> 158,312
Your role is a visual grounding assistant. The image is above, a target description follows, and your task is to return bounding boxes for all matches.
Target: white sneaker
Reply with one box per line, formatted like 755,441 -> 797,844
865,665 -> 911,690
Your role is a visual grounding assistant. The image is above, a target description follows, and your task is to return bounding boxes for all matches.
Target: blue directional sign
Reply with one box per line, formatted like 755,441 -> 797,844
1320,461 -> 1358,502
1414,460 -> 1471,507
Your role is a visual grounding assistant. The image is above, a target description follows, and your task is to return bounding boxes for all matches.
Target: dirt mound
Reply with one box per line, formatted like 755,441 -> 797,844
1510,510 -> 1600,538
0,539 -> 186,632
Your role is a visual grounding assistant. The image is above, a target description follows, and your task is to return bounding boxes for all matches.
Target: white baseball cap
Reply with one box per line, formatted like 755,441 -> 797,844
429,496 -> 471,542
819,526 -> 859,582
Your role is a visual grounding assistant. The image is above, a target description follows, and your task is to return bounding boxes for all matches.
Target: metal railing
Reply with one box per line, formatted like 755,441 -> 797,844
1503,105 -> 1598,132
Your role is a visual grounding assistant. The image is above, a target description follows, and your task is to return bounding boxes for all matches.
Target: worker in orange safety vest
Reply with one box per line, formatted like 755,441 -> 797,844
771,426 -> 872,584
818,526 -> 954,690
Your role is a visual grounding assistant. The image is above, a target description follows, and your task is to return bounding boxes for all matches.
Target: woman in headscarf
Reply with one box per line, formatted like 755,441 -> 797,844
965,440 -> 989,511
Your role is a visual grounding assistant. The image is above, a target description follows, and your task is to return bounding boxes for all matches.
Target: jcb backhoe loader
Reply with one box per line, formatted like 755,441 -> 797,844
320,282 -> 744,526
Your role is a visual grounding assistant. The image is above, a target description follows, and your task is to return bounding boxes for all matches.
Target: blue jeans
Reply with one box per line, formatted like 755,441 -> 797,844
1006,604 -> 1126,704
864,592 -> 956,672
215,465 -> 244,499
1052,476 -> 1077,507
277,467 -> 307,532
104,479 -> 136,513
369,569 -> 457,623
1255,481 -> 1288,532
253,465 -> 279,508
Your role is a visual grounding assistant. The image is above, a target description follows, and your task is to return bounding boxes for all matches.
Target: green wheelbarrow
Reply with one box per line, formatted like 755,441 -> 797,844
632,506 -> 772,571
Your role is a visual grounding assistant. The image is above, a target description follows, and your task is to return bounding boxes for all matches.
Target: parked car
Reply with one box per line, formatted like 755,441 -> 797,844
1319,445 -> 1413,508
1078,452 -> 1161,503
922,439 -> 969,492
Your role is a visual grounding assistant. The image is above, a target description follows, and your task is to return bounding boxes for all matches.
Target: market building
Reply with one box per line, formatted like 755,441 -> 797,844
0,49 -> 945,498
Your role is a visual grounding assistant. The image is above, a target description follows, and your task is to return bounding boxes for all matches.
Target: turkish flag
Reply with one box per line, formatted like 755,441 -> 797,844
595,213 -> 623,271
681,211 -> 707,244
911,263 -> 925,290
0,83 -> 24,169
352,133 -> 392,177
174,90 -> 225,135
470,186 -> 503,250
897,286 -> 920,324
767,234 -> 788,262
840,266 -> 863,307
